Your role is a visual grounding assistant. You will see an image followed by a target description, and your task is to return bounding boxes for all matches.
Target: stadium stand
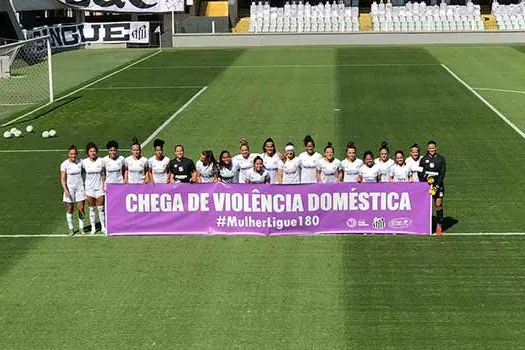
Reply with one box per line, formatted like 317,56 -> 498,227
370,0 -> 485,32
492,0 -> 525,30
249,1 -> 360,33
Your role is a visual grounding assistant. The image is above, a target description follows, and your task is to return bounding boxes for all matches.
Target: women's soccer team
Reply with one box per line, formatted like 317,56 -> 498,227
60,135 -> 435,235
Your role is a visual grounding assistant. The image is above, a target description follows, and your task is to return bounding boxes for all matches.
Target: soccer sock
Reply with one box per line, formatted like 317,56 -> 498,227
78,216 -> 84,231
436,209 -> 444,225
89,207 -> 96,231
97,206 -> 106,232
66,213 -> 73,230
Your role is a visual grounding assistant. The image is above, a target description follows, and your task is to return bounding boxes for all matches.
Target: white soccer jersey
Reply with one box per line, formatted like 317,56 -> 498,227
246,168 -> 269,184
196,160 -> 217,183
405,156 -> 422,183
298,151 -> 322,184
60,159 -> 83,190
219,164 -> 238,184
278,157 -> 301,184
82,157 -> 104,191
103,155 -> 125,184
341,158 -> 363,183
148,156 -> 170,184
125,156 -> 148,184
389,164 -> 412,182
233,153 -> 258,184
375,158 -> 395,183
262,153 -> 280,184
317,158 -> 341,183
359,164 -> 380,183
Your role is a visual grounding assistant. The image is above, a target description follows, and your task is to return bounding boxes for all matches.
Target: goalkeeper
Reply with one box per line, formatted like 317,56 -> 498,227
418,141 -> 447,235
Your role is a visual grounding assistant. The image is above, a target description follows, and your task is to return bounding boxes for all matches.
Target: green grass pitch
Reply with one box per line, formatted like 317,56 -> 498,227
1,45 -> 525,348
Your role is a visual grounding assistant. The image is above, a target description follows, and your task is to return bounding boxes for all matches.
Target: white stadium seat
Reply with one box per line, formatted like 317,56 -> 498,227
370,0 -> 485,32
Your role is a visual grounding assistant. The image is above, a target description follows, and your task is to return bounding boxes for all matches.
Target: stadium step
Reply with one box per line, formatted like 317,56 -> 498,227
233,17 -> 250,33
359,12 -> 372,32
199,1 -> 229,17
481,14 -> 498,31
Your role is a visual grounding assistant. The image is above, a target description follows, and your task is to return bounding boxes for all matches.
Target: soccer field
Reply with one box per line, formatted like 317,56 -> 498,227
1,45 -> 525,348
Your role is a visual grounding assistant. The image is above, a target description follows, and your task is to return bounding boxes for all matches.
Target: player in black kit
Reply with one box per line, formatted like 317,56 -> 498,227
168,144 -> 196,183
419,141 -> 447,235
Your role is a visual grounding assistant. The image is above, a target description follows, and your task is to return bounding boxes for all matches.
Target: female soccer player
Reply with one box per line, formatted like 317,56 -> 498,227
277,143 -> 301,184
60,145 -> 85,235
246,156 -> 270,184
124,137 -> 149,184
405,143 -> 422,182
168,144 -> 196,183
103,140 -> 125,189
218,150 -> 238,183
389,150 -> 412,183
233,138 -> 258,184
316,142 -> 341,183
375,141 -> 395,182
340,142 -> 363,182
261,138 -> 280,184
148,139 -> 170,184
82,142 -> 106,234
196,150 -> 218,183
358,151 -> 381,183
298,135 -> 322,183
419,140 -> 447,235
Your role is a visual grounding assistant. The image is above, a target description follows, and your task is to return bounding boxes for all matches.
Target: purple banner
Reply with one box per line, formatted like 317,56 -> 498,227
106,183 -> 431,236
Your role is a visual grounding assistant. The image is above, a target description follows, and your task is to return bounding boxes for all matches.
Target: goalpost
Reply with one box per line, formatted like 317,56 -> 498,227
0,36 -> 54,109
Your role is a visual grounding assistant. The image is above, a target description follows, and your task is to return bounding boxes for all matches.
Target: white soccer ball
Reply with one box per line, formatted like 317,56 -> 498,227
3,131 -> 12,139
14,130 -> 22,138
26,125 -> 34,133
49,129 -> 57,137
10,127 -> 17,134
42,131 -> 50,139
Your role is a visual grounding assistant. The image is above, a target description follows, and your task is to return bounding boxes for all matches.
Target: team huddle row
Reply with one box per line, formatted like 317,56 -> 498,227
59,135 -> 446,234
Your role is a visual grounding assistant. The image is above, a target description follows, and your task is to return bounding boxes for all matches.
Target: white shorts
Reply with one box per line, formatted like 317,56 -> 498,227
63,187 -> 86,203
85,188 -> 104,199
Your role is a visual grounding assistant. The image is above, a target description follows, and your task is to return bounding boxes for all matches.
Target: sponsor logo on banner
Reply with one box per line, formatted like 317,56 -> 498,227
388,217 -> 412,229
56,0 -> 179,12
346,218 -> 357,228
372,217 -> 386,230
28,22 -> 150,49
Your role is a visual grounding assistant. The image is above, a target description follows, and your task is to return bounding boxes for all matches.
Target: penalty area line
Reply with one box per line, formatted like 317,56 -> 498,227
441,64 -> 525,141
141,86 -> 208,148
1,50 -> 163,128
445,232 -> 525,236
0,149 -> 70,153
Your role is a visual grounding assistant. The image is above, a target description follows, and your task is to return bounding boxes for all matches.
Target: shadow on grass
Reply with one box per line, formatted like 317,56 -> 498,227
0,238 -> 45,278
432,216 -> 459,232
9,96 -> 83,127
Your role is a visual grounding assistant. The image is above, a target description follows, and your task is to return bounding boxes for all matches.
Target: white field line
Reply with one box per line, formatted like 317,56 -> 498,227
0,234 -> 102,238
0,149 -> 84,153
474,87 -> 525,95
85,86 -> 205,90
1,232 -> 525,238
141,86 -> 208,148
1,50 -> 162,128
0,103 -> 35,106
130,63 -> 440,70
441,64 -> 525,141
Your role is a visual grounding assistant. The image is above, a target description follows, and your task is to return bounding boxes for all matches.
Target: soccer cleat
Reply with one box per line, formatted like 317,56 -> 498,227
90,228 -> 96,235
68,228 -> 74,236
79,229 -> 86,235
435,225 -> 443,236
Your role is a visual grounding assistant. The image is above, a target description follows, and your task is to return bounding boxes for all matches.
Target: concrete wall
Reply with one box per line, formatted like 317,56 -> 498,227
173,31 -> 525,47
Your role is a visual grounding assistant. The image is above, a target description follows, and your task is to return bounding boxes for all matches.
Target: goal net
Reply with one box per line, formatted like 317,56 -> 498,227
0,36 -> 53,109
